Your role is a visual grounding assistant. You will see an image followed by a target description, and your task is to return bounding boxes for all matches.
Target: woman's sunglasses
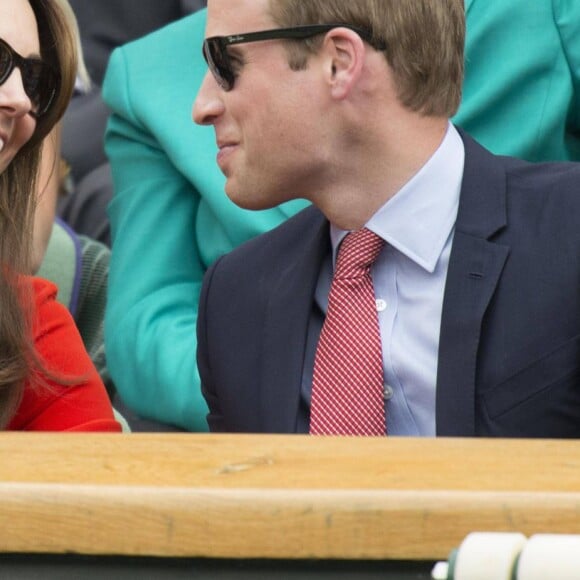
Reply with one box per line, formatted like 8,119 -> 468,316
0,38 -> 59,119
202,24 -> 385,92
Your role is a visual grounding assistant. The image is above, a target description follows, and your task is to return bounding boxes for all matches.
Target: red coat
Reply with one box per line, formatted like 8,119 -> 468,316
8,278 -> 121,431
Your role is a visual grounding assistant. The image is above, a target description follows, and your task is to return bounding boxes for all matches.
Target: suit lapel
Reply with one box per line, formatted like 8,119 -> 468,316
259,209 -> 329,432
436,131 -> 509,436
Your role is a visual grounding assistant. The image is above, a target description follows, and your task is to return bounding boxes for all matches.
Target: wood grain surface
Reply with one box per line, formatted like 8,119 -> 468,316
0,434 -> 579,559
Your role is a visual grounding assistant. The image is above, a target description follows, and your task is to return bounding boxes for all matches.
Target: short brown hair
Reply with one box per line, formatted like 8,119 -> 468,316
267,0 -> 464,117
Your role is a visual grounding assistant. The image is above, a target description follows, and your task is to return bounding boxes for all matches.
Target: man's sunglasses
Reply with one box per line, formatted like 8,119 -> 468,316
0,38 -> 59,118
202,23 -> 386,91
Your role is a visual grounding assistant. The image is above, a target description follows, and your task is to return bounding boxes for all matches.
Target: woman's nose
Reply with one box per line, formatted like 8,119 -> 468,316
0,68 -> 34,117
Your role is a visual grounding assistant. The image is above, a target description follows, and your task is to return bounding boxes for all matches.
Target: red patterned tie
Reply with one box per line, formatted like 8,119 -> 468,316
310,228 -> 386,436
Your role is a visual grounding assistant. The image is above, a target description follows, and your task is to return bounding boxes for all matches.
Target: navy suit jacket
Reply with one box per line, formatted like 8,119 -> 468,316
197,133 -> 580,437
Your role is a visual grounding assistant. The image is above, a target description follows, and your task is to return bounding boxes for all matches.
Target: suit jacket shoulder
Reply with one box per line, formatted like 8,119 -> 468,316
208,206 -> 327,278
438,132 -> 580,438
198,206 -> 329,433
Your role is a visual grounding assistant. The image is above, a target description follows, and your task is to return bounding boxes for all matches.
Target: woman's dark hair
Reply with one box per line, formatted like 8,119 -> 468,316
0,0 -> 78,427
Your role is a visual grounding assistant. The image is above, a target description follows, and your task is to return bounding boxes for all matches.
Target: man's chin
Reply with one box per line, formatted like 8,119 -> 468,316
225,183 -> 278,211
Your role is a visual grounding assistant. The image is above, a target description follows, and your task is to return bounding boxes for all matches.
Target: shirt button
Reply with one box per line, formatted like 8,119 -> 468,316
376,299 -> 387,312
383,384 -> 394,400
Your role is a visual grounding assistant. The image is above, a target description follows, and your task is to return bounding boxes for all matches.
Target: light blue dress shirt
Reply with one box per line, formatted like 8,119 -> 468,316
316,123 -> 465,436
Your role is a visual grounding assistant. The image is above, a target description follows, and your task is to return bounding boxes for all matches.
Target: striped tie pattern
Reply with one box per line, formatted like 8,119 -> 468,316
310,228 -> 387,436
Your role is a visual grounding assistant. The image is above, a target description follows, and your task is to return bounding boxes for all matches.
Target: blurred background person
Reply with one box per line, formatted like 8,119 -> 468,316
454,0 -> 580,162
58,0 -> 208,247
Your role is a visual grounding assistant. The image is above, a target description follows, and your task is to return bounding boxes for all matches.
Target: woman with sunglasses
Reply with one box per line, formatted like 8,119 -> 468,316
0,0 -> 120,431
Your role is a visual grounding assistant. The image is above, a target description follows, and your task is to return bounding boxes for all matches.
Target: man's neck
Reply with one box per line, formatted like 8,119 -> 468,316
314,116 -> 450,231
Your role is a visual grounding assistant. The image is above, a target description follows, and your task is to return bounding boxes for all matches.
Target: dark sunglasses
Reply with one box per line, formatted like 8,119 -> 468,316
202,23 -> 386,91
0,38 -> 59,118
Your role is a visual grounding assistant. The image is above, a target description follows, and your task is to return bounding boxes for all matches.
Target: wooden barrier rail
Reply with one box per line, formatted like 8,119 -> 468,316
0,434 -> 579,560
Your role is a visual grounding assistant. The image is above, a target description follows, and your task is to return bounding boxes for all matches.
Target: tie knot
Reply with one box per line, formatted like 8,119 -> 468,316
335,228 -> 385,279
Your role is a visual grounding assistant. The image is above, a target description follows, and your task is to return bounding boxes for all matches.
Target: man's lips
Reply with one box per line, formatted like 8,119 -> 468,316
216,141 -> 238,170
217,139 -> 238,150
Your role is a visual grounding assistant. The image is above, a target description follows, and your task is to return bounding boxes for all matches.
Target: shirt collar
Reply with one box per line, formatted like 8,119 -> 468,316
330,122 -> 464,273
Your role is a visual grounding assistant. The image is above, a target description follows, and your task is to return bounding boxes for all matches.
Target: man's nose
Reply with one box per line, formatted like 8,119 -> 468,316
192,71 -> 224,125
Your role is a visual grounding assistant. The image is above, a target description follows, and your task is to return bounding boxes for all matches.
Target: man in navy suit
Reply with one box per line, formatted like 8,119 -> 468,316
193,0 -> 580,437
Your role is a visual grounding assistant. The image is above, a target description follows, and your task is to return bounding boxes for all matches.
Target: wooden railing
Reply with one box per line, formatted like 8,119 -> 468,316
0,434 -> 579,559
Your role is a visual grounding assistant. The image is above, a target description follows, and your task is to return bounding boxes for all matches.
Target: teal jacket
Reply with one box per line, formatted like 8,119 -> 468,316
455,0 -> 580,161
103,2 -> 580,430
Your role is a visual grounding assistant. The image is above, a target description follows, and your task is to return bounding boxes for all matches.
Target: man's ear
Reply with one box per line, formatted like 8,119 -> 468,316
322,28 -> 366,100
